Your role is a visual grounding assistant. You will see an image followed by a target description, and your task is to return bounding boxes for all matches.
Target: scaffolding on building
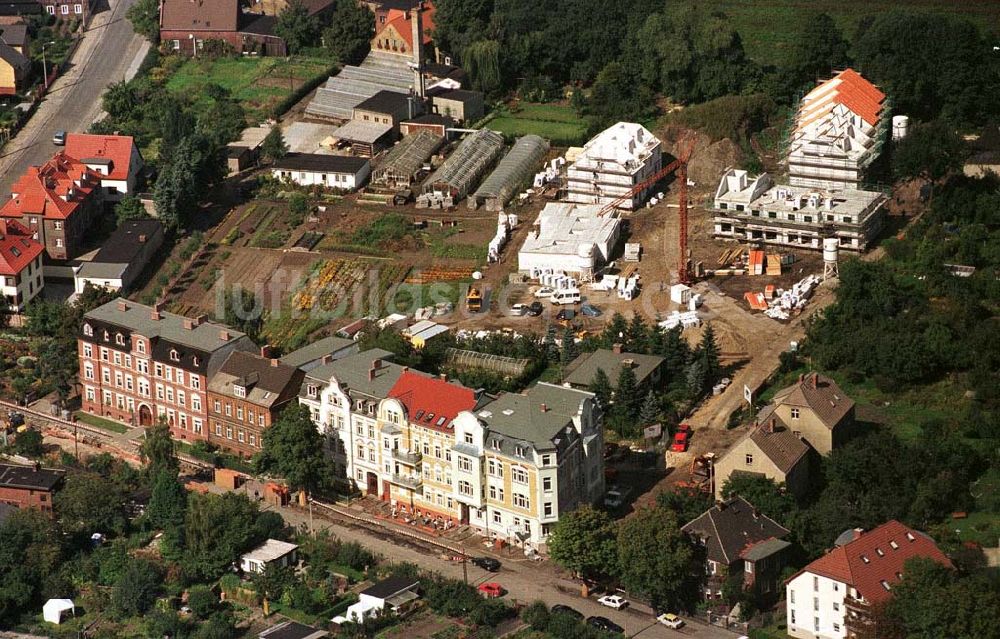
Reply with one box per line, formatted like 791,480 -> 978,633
468,135 -> 549,211
422,129 -> 505,199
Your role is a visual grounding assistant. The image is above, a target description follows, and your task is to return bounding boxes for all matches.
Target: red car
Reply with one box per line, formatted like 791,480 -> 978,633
478,582 -> 504,598
671,424 -> 692,452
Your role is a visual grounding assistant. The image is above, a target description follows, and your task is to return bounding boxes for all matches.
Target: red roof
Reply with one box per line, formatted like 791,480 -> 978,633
64,133 -> 137,181
0,219 -> 43,276
388,369 -> 477,431
1,152 -> 99,221
800,68 -> 885,128
795,520 -> 952,604
378,2 -> 436,51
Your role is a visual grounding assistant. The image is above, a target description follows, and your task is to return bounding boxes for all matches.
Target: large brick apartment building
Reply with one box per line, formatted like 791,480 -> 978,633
78,298 -> 255,440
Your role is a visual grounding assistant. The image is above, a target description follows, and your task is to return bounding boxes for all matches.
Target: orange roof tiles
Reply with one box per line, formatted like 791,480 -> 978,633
1,152 -> 99,221
0,219 -> 42,276
799,68 -> 885,128
65,133 -> 138,181
793,520 -> 952,605
389,369 -> 477,431
378,1 -> 436,51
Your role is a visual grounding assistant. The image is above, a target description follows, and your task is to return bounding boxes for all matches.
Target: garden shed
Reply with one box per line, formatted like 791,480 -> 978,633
469,135 -> 549,211
43,599 -> 75,624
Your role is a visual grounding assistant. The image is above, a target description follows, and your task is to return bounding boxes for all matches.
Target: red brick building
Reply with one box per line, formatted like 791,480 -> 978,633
78,298 -> 256,441
159,0 -> 286,56
0,463 -> 64,512
207,349 -> 304,457
0,152 -> 102,268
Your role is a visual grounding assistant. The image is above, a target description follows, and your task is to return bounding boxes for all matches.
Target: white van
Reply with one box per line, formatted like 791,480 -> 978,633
550,288 -> 581,305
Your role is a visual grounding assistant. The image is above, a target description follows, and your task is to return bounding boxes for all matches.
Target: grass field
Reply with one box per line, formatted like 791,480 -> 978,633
668,0 -> 1000,66
74,411 -> 128,434
165,56 -> 332,122
487,103 -> 589,146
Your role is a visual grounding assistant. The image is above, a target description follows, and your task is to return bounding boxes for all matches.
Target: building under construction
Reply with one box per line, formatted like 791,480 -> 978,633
370,130 -> 443,188
421,129 -> 504,201
565,122 -> 662,210
468,135 -> 549,210
712,169 -> 886,252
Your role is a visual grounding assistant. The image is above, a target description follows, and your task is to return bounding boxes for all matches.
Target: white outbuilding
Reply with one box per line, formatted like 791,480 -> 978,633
43,599 -> 75,625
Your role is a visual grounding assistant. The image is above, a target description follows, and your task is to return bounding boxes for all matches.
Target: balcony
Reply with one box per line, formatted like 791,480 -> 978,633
389,474 -> 422,489
391,448 -> 422,466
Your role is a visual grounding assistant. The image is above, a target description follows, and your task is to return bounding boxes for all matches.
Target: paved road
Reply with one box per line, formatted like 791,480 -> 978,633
0,0 -> 148,193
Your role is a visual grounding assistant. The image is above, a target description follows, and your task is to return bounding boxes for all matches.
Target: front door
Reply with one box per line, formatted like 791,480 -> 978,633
138,405 -> 153,426
366,472 -> 378,495
460,503 -> 469,525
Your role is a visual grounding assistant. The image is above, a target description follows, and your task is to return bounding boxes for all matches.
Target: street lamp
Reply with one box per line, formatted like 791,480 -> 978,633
41,40 -> 55,89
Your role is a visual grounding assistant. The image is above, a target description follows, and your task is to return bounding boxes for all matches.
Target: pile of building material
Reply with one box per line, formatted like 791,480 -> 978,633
413,302 -> 454,319
745,273 -> 822,319
670,284 -> 691,305
533,270 -> 579,292
658,310 -> 702,330
748,250 -> 765,275
487,212 -> 518,263
470,135 -> 549,210
624,243 -> 641,262
718,246 -> 745,266
420,129 -> 505,204
766,253 -> 782,275
533,157 -> 565,188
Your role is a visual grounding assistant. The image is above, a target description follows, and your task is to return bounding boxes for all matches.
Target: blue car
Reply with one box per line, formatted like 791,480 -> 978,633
581,303 -> 602,317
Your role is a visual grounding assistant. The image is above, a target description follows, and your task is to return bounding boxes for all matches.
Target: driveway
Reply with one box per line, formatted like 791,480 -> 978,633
0,0 -> 148,193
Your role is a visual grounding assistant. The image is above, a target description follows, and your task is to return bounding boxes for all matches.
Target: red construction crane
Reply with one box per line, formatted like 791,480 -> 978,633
597,138 -> 696,283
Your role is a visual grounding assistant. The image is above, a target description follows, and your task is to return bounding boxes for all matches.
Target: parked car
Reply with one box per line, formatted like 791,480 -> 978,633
603,486 -> 628,509
580,302 -> 602,317
656,613 -> 685,629
551,604 -> 584,620
510,304 -> 527,316
471,556 -> 501,571
586,616 -> 624,634
550,288 -> 581,305
527,301 -> 544,316
477,582 -> 504,598
534,287 -> 555,298
52,130 -> 66,145
597,594 -> 628,610
556,308 -> 576,322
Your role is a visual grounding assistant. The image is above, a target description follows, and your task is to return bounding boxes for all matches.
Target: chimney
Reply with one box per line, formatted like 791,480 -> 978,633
540,403 -> 548,413
195,314 -> 207,326
117,300 -> 128,312
150,305 -> 161,321
219,330 -> 230,341
798,373 -> 805,383
810,372 -> 819,389
372,359 -> 382,371
260,345 -> 273,358
767,417 -> 776,433
410,6 -> 425,98
612,343 -> 623,354
183,318 -> 194,330
321,354 -> 334,365
439,373 -> 448,382
270,358 -> 280,367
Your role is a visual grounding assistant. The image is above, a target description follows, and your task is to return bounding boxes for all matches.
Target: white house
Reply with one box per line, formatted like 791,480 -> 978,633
518,202 -> 621,280
334,576 -> 420,624
785,521 -> 952,639
565,122 -> 662,210
65,133 -> 144,201
73,219 -> 164,295
0,219 -> 44,312
272,153 -> 371,191
240,539 -> 299,574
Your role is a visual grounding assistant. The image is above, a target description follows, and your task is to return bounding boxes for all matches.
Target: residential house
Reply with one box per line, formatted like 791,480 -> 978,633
64,133 -> 144,201
0,40 -> 29,94
353,90 -> 423,137
713,416 -> 812,500
565,122 -> 663,211
563,346 -> 665,393
38,0 -> 92,20
0,219 -> 44,311
0,23 -> 27,53
786,521 -> 952,639
0,463 -> 64,512
430,89 -> 484,124
78,298 -> 255,439
450,383 -> 605,548
767,372 -> 855,456
159,0 -> 286,57
279,335 -> 359,372
240,538 -> 299,574
336,576 -> 420,624
206,350 -> 305,458
370,1 -> 435,63
1,152 -> 103,272
259,621 -> 328,639
72,219 -> 164,295
272,153 -> 371,191
682,497 -> 792,600
0,1 -> 41,18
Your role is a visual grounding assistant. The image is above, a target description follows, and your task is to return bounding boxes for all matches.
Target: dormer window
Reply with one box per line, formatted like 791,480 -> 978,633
115,333 -> 125,345
905,532 -> 915,542
103,330 -> 109,341
514,445 -> 526,457
876,548 -> 884,557
136,339 -> 145,354
491,439 -> 501,451
791,408 -> 800,419
880,580 -> 891,591
192,356 -> 200,367
169,349 -> 180,362
234,385 -> 246,398
889,540 -> 899,550
861,555 -> 870,564
83,323 -> 93,337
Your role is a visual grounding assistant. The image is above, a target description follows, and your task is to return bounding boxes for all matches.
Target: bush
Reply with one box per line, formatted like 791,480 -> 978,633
186,584 -> 217,619
521,600 -> 550,630
271,65 -> 338,119
336,541 -> 375,572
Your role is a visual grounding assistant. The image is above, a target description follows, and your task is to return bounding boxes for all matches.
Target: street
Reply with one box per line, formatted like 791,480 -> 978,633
0,0 -> 148,193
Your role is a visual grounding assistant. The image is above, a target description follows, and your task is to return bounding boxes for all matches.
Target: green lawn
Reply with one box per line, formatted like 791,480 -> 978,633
487,103 -> 588,146
165,56 -> 332,122
666,0 -> 1000,67
74,411 -> 128,434
948,510 -> 1000,546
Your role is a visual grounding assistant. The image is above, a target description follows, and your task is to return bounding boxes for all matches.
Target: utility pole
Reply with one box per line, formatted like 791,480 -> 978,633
462,554 -> 468,584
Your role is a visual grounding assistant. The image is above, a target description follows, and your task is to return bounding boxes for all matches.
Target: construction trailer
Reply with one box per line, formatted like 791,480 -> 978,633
421,129 -> 505,201
565,122 -> 663,211
468,135 -> 549,211
371,130 -> 444,188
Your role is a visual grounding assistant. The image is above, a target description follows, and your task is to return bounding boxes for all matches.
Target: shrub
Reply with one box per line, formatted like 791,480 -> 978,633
186,584 -> 217,618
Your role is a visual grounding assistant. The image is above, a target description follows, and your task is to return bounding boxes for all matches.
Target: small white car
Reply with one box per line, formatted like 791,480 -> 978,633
510,304 -> 527,316
657,613 -> 685,629
597,594 -> 628,610
533,287 -> 555,298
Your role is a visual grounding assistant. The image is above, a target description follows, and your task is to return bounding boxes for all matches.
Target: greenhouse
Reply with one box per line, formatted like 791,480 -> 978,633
421,129 -> 505,200
371,130 -> 444,188
468,135 -> 549,211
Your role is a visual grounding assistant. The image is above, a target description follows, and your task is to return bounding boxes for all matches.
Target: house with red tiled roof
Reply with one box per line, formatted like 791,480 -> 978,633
0,152 -> 102,269
0,218 -> 43,311
64,133 -> 144,201
785,520 -> 952,639
371,0 -> 435,61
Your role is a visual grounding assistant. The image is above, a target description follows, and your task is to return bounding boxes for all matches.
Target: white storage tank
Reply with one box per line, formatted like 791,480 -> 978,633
823,237 -> 839,263
892,115 -> 909,140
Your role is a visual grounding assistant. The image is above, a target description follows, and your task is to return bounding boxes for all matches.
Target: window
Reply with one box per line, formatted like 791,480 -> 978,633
832,602 -> 839,612
84,363 -> 94,380
178,391 -> 186,407
861,555 -> 870,564
813,576 -> 819,591
790,611 -> 796,625
234,385 -> 246,398
226,426 -> 233,440
833,623 -> 840,633
307,384 -> 318,398
745,453 -> 754,465
215,423 -> 222,435
814,618 -> 819,632
511,466 -> 528,485
434,445 -> 441,459
46,4 -> 55,13
464,432 -> 473,445
541,454 -> 552,466
154,363 -> 163,378
790,590 -> 795,605
113,352 -> 122,366
169,349 -> 180,362
136,340 -> 145,354
542,477 -> 552,492
356,444 -> 365,459
83,323 -> 93,337
225,403 -> 232,417
880,580 -> 891,591
236,407 -> 243,420
458,456 -> 472,472
514,445 -> 526,457
544,502 -> 553,517
74,3 -> 82,13
791,408 -> 800,419
813,597 -> 819,611
458,481 -> 472,496
890,540 -> 899,549
213,400 -> 221,412
191,395 -> 201,412
238,430 -> 245,443
249,434 -> 256,447
492,510 -> 502,524
115,333 -> 125,345
513,493 -> 529,509
745,561 -> 753,573
491,439 -> 501,451
488,485 -> 503,500
488,459 -> 503,478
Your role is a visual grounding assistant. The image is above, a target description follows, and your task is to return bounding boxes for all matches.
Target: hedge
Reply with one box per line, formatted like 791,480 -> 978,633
271,64 -> 339,119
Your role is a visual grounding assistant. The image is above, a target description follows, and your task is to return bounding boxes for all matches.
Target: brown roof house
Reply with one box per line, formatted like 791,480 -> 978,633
682,496 -> 792,602
713,415 -> 812,500
160,0 -> 287,57
768,372 -> 856,456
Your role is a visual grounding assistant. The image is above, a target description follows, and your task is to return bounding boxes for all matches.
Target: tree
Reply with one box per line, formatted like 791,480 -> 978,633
186,584 -> 218,619
600,312 -> 628,348
617,506 -> 696,612
260,125 -> 288,163
275,0 -> 319,54
0,509 -> 63,622
625,314 -> 649,353
127,0 -> 160,41
13,428 -> 43,457
543,325 -> 560,363
613,364 -> 641,422
141,420 -> 179,476
183,492 -> 276,581
893,120 -> 966,181
546,505 -> 618,581
322,0 -> 374,66
55,472 -> 129,536
154,138 -> 200,229
720,474 -> 797,527
696,323 -> 721,385
252,563 -> 295,611
657,487 -> 713,524
255,404 -> 338,496
787,13 -> 850,87
115,195 -> 149,225
111,558 -> 163,618
102,80 -> 141,123
222,287 -> 264,342
560,327 -> 579,367
147,468 -> 188,556
638,390 -> 660,426
463,40 -> 502,95
582,61 -> 656,132
590,368 -> 612,408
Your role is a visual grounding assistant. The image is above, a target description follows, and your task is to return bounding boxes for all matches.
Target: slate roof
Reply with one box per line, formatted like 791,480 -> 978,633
0,23 -> 27,48
0,463 -> 64,491
771,372 -> 854,429
740,537 -> 792,562
792,520 -> 952,605
360,576 -> 420,600
0,219 -> 42,277
209,351 -> 304,409
681,496 -> 790,565
0,39 -> 26,71
87,219 -> 162,265
563,348 -> 664,390
64,134 -> 139,181
355,89 -> 412,115
279,336 -> 356,369
748,422 -> 810,474
474,383 -> 591,450
303,349 -> 404,399
272,152 -> 370,174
